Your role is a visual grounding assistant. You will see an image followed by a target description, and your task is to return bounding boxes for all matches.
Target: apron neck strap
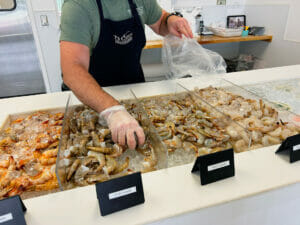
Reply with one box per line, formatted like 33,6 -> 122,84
97,0 -> 105,21
128,0 -> 142,26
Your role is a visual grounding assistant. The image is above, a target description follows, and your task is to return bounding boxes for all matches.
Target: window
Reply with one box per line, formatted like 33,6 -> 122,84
0,0 -> 16,11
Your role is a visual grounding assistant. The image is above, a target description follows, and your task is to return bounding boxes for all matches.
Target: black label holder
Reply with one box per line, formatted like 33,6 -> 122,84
0,195 -> 26,225
192,148 -> 235,185
276,134 -> 300,163
96,172 -> 145,216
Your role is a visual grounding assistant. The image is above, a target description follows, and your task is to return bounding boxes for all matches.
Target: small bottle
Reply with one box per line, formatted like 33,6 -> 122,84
195,13 -> 204,35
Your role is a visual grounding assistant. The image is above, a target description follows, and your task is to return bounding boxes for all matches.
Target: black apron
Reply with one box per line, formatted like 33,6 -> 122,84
62,0 -> 146,90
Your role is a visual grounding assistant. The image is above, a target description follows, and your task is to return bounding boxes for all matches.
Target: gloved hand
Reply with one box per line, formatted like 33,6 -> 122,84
99,105 -> 145,149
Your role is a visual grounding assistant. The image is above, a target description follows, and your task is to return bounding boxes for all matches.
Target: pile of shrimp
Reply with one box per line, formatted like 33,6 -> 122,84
139,92 -> 249,164
0,111 -> 63,199
57,105 -> 158,190
194,86 -> 300,150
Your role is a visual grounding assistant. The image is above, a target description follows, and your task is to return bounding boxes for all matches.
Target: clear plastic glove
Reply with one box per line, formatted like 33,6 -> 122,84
99,105 -> 145,149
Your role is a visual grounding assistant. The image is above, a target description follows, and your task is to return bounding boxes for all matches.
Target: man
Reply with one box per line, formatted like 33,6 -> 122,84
60,0 -> 193,150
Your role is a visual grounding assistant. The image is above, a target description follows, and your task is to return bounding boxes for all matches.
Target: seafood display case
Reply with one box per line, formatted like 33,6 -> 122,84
56,93 -> 168,191
242,78 -> 300,114
131,81 -> 251,165
0,108 -> 65,199
56,81 -> 253,191
178,78 -> 300,151
0,65 -> 300,225
1,76 -> 299,200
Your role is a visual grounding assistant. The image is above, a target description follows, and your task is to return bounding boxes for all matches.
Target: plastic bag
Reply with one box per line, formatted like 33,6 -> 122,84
162,35 -> 227,79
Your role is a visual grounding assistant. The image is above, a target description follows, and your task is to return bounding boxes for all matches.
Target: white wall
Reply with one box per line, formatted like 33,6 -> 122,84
239,0 -> 300,68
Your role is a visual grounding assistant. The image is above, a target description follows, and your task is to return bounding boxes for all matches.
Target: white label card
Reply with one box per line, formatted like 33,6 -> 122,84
0,213 -> 13,223
208,161 -> 230,172
293,144 -> 300,152
108,187 -> 137,200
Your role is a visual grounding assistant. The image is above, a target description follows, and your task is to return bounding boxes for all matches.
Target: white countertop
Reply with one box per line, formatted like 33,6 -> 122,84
1,65 -> 300,225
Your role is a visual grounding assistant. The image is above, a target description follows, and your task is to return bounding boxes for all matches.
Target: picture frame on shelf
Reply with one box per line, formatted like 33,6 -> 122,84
227,15 -> 246,29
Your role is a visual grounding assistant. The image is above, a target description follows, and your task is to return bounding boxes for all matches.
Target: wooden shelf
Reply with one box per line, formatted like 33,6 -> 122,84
144,35 -> 273,49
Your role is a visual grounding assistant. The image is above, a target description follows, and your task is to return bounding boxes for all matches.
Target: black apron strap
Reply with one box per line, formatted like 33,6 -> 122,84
128,0 -> 143,27
97,0 -> 105,21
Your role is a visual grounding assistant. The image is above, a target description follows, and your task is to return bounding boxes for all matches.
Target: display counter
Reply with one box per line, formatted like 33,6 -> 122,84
0,65 -> 300,225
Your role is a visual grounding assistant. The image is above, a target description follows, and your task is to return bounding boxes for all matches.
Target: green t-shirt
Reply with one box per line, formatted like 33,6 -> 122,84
60,0 -> 162,54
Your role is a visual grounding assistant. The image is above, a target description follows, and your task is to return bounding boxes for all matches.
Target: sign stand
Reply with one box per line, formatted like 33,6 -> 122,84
192,148 -> 235,185
0,195 -> 27,225
96,172 -> 145,216
276,134 -> 300,163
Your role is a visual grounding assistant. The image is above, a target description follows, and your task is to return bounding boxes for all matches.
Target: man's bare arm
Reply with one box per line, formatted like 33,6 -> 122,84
60,41 -> 145,149
60,41 -> 119,113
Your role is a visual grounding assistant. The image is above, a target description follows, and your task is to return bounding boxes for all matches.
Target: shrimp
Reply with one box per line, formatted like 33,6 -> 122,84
198,147 -> 212,156
67,159 -> 81,181
112,157 -> 130,175
88,151 -> 106,172
40,157 -> 56,166
74,165 -> 90,186
262,135 -> 281,146
233,139 -> 248,153
92,132 -> 103,147
109,144 -> 123,158
103,156 -> 117,175
269,127 -> 282,137
183,142 -> 198,154
0,187 -> 12,198
99,129 -> 111,139
42,148 -> 58,158
31,169 -> 53,185
0,137 -> 14,147
86,173 -> 108,183
0,155 -> 10,168
142,147 -> 157,173
251,131 -> 263,143
87,146 -> 113,154
280,128 -> 294,140
35,133 -> 52,150
164,136 -> 182,149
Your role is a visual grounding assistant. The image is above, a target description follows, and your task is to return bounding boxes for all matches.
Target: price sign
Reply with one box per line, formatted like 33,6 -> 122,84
0,195 -> 26,225
96,172 -> 145,216
192,148 -> 235,185
276,134 -> 300,163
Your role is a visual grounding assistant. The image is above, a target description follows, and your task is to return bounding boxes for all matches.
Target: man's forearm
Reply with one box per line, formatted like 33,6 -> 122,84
158,10 -> 170,36
63,63 -> 119,113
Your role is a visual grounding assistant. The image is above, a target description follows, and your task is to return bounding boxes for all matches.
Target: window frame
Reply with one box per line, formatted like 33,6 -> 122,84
0,0 -> 17,12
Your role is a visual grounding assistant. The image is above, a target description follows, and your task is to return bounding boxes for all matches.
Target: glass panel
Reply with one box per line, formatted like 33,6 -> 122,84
131,81 -> 249,167
56,92 -> 168,191
178,77 -> 300,151
242,78 -> 300,115
0,0 -> 16,11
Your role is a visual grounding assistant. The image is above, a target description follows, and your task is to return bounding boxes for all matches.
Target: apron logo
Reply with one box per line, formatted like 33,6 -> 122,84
114,31 -> 133,45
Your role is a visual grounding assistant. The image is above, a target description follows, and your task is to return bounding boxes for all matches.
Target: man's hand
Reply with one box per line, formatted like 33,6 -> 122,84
99,106 -> 145,149
149,10 -> 193,38
167,16 -> 193,39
